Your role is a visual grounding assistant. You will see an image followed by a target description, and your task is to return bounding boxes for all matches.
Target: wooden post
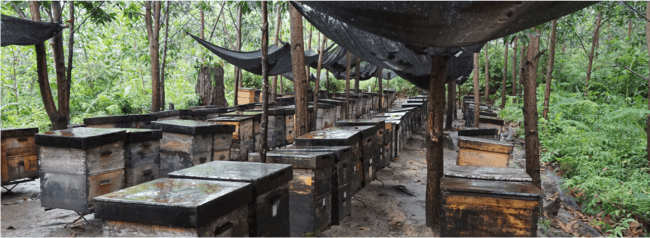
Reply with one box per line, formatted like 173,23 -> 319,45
425,55 -> 446,228
512,36 -> 518,96
472,53 -> 480,128
271,4 -> 282,102
484,46 -> 490,100
543,19 -> 558,119
523,29 -> 542,188
290,4 -> 309,136
354,57 -> 361,93
501,39 -> 509,108
345,52 -> 351,119
445,79 -> 455,131
378,68 -> 383,112
259,2 -> 269,162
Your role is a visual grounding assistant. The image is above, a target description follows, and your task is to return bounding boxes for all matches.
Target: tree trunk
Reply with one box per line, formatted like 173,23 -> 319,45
160,1 -> 170,111
445,79 -> 455,131
345,52 -> 351,119
307,24 -> 313,50
290,4 -> 309,136
645,2 -> 650,166
29,2 -> 63,130
200,8 -> 204,40
66,1 -> 75,114
354,57 -> 360,93
484,46 -> 490,100
313,34 -> 327,130
271,4 -> 282,102
237,6 -> 243,88
145,1 -> 162,112
472,53 -> 480,128
196,66 -> 226,106
584,12 -> 602,98
524,29 -> 542,188
425,55 -> 446,228
501,39 -> 508,108
51,1 -> 70,129
543,19 -> 558,119
517,43 -> 527,100
512,36 -> 518,96
378,68 -> 383,112
260,2 -> 269,162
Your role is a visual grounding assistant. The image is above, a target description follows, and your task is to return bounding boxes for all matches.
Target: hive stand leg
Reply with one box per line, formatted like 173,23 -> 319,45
1,184 -> 18,193
425,56 -> 446,229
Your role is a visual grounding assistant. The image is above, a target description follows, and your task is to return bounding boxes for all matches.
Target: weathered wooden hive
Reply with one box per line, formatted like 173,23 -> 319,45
401,102 -> 425,129
151,120 -> 224,176
275,96 -> 295,106
382,89 -> 396,109
251,108 -> 287,148
318,99 -> 345,121
362,93 -> 378,110
84,115 -> 137,129
276,145 -> 354,225
315,103 -> 337,130
281,107 -> 296,144
458,128 -> 499,141
153,110 -> 193,121
238,87 -> 262,104
263,150 -> 335,237
36,127 -> 126,214
335,119 -> 387,169
321,126 -> 379,188
479,116 -> 505,130
221,111 -> 263,152
374,113 -> 407,153
95,178 -> 252,237
168,161 -> 293,237
123,128 -> 162,187
294,129 -> 363,195
389,108 -> 415,139
135,114 -> 157,129
208,116 -> 254,161
457,136 -> 514,167
1,127 -> 39,185
440,165 -> 543,237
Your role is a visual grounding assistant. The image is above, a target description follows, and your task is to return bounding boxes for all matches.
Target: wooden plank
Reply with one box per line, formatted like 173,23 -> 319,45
457,136 -> 513,154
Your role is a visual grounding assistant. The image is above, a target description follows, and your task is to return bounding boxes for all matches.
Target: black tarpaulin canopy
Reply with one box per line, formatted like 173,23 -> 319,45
1,14 -> 65,47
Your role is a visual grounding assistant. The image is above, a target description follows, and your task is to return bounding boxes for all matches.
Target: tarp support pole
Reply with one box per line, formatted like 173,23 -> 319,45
425,55 -> 446,229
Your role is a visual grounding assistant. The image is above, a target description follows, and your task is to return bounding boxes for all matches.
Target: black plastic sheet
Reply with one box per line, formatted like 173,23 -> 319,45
1,14 -> 65,47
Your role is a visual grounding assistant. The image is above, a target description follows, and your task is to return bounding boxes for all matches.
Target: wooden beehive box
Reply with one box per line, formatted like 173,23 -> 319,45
135,114 -> 157,129
335,119 -> 386,168
331,96 -> 355,119
123,129 -> 162,187
95,178 -> 252,237
458,128 -> 500,141
319,99 -> 345,121
457,136 -> 514,167
440,166 -> 542,237
275,145 -> 355,225
390,109 -> 414,139
151,120 -> 220,176
282,107 -> 296,144
169,161 -> 292,237
84,115 -> 137,128
35,128 -> 127,214
250,108 -> 287,148
153,110 -> 193,121
322,126 -> 378,187
479,116 -> 506,130
208,116 -> 254,161
191,107 -> 228,121
316,103 -> 337,130
221,111 -> 263,152
1,127 -> 39,185
237,87 -> 261,105
264,151 -> 335,237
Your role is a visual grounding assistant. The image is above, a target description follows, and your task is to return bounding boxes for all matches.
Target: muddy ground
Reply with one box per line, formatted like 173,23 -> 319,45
1,98 -> 603,237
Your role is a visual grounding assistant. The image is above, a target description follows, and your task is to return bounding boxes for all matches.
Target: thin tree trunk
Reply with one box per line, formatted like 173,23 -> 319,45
290,4 -> 309,136
425,55 -> 446,228
220,8 -> 236,50
313,34 -> 327,130
501,40 -> 508,108
484,46 -> 490,100
512,36 -> 518,96
645,2 -> 650,166
200,8 -> 204,40
29,2 -> 60,130
543,19 -> 558,119
237,6 -> 243,88
629,20 -> 633,38
445,79 -> 455,131
473,53 -> 480,128
378,68 -> 383,112
145,1 -> 162,112
260,2 -> 269,162
345,52 -> 351,119
51,1 -> 70,129
160,1 -> 170,110
11,3 -> 27,18
354,57 -> 360,93
524,28 -> 542,188
12,49 -> 19,114
517,44 -> 527,100
66,1 -> 74,114
584,12 -> 602,97
208,4 -> 226,41
271,4 -> 282,102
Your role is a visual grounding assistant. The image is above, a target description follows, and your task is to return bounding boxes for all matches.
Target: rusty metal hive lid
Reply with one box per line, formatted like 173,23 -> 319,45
151,119 -> 221,135
83,114 -> 137,125
168,161 -> 292,196
1,127 -> 39,138
35,127 -> 126,149
441,177 -> 542,198
94,178 -> 252,228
